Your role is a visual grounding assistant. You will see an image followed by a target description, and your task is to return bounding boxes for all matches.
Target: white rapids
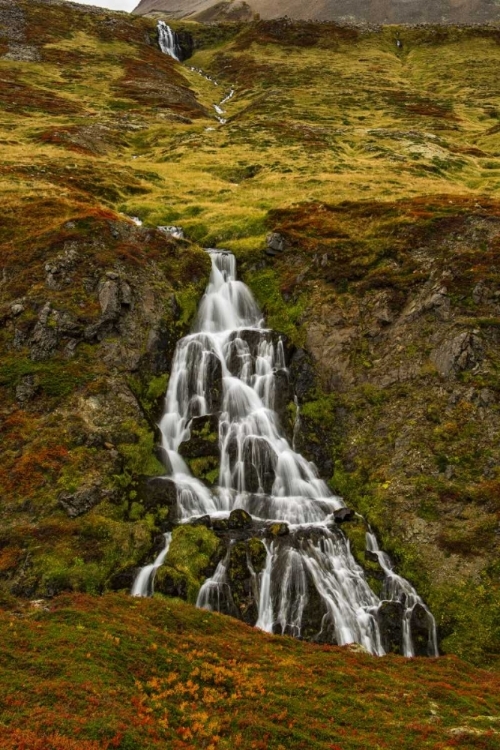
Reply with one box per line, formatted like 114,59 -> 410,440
133,250 -> 438,657
157,21 -> 182,61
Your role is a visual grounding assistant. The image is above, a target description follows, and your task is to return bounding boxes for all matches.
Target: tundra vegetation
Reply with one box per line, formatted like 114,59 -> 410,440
0,1 -> 499,745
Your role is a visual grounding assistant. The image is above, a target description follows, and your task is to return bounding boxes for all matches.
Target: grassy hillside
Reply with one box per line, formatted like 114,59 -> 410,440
0,0 -> 499,670
1,593 -> 500,749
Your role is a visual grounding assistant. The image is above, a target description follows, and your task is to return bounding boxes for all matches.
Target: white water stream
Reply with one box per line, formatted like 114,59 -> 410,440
157,21 -> 181,61
132,250 -> 438,656
157,23 -> 234,125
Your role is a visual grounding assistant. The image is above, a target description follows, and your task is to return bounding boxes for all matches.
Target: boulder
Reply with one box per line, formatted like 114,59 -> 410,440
266,522 -> 290,538
228,508 -> 253,529
190,515 -> 212,528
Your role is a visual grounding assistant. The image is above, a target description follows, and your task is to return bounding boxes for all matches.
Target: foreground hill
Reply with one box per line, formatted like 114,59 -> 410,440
133,0 -> 500,24
1,593 -> 500,749
0,0 -> 499,667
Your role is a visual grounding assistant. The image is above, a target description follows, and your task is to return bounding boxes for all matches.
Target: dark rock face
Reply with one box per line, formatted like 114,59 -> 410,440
242,436 -> 277,494
377,600 -> 404,655
410,602 -> 434,656
155,571 -> 188,599
226,538 -> 267,625
176,29 -> 194,61
289,349 -> 316,401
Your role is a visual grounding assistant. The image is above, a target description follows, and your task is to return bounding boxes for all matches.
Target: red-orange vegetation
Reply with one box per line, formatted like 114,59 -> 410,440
0,593 -> 499,750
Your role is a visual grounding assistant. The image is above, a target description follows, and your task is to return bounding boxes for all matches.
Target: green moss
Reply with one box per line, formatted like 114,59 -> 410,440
158,525 -> 220,604
187,456 -> 219,485
175,283 -> 202,329
117,422 -> 165,478
244,268 -> 306,345
247,537 -> 267,573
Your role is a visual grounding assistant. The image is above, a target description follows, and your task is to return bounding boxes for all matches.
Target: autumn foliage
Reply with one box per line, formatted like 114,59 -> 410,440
0,594 -> 499,750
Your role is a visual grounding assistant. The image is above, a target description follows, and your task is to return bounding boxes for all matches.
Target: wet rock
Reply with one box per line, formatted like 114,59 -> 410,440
377,600 -> 404,654
155,571 -> 188,599
334,507 -> 355,524
410,602 -> 434,656
266,522 -> 289,537
226,539 -> 266,625
242,436 -> 276,494
59,484 -> 104,518
190,515 -> 212,528
431,331 -> 483,377
365,549 -> 380,564
212,518 -> 229,532
205,352 -> 223,413
108,566 -> 137,592
228,508 -> 252,529
179,414 -> 219,459
273,368 -> 291,423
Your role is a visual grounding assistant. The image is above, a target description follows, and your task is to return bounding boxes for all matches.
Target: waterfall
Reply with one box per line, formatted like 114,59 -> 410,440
131,532 -> 172,597
133,250 -> 438,657
157,20 -> 182,61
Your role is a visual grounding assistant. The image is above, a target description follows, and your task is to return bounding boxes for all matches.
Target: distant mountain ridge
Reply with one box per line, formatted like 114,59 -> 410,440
132,0 -> 500,24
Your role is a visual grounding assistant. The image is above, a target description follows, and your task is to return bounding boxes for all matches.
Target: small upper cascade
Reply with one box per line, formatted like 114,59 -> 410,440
157,20 -> 182,61
133,249 -> 438,657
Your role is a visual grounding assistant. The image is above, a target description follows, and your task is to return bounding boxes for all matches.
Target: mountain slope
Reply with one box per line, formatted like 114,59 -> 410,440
132,0 -> 500,24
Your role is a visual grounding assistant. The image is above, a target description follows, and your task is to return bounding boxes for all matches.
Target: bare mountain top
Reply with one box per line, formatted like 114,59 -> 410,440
132,0 -> 500,24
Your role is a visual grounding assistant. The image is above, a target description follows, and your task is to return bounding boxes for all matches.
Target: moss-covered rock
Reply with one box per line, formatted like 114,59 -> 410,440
226,538 -> 267,625
155,525 -> 220,604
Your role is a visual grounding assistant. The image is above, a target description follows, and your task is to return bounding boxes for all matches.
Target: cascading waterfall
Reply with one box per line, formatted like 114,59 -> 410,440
157,20 -> 182,61
134,249 -> 438,657
132,532 -> 172,598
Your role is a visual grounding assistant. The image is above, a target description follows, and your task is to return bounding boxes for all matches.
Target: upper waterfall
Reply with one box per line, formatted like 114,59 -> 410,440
157,20 -> 182,61
134,250 -> 438,657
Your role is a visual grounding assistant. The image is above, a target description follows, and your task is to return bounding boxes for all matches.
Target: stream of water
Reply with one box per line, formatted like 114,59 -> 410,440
133,250 -> 438,657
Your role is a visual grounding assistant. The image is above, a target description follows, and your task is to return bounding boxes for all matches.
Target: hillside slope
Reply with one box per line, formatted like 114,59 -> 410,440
1,593 -> 500,749
133,0 -> 500,24
0,0 -> 499,667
